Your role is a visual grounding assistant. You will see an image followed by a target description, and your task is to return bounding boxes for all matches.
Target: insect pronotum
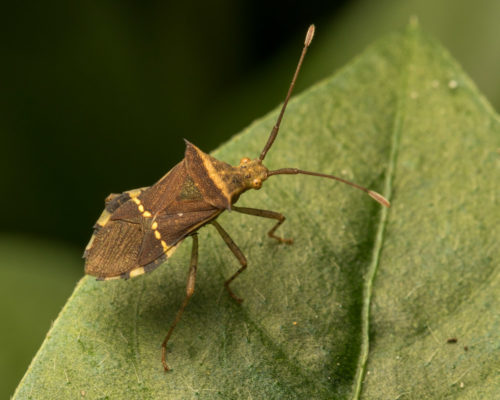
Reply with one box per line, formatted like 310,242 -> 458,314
84,24 -> 390,371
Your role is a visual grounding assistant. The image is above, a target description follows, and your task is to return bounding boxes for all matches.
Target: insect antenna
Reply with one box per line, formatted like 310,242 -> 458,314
259,24 -> 315,161
267,168 -> 391,207
259,25 -> 389,208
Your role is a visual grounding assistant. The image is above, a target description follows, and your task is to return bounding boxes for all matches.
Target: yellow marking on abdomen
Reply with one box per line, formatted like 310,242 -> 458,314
127,188 -> 144,199
151,221 -> 158,230
129,267 -> 146,278
143,211 -> 152,218
101,275 -> 121,281
154,230 -> 162,240
166,242 -> 179,257
84,234 -> 96,252
96,210 -> 111,227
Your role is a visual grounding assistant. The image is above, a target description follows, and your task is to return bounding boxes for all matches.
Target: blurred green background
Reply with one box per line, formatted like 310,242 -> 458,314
1,0 -> 499,397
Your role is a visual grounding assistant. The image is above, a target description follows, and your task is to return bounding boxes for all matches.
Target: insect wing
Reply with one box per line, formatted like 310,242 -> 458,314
85,158 -> 222,279
83,164 -> 186,279
139,208 -> 222,266
84,218 -> 144,278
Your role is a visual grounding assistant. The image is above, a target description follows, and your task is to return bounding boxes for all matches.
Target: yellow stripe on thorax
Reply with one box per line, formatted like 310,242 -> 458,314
195,147 -> 232,205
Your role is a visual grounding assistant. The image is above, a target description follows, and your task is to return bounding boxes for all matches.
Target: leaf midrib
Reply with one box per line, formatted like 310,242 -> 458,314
352,25 -> 415,399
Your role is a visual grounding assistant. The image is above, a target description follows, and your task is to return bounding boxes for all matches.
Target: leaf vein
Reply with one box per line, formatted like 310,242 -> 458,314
351,24 -> 416,400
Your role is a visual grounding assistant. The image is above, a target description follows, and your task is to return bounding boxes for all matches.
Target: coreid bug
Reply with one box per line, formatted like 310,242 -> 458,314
83,25 -> 390,371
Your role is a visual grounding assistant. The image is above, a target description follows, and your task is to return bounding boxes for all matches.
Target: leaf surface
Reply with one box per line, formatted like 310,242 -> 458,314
14,24 -> 499,399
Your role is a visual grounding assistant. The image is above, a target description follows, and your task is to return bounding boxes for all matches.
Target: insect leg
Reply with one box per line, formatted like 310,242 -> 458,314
232,206 -> 293,244
161,233 -> 198,371
211,220 -> 247,304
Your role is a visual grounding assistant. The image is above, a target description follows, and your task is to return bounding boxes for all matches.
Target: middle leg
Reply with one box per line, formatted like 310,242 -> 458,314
211,220 -> 247,303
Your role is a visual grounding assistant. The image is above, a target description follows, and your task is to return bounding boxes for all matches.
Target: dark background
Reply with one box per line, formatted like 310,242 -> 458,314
1,1 -> 346,248
2,0 -> 500,397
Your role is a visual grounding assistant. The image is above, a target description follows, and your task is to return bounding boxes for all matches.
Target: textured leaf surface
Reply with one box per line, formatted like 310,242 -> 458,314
14,24 -> 499,399
0,236 -> 81,400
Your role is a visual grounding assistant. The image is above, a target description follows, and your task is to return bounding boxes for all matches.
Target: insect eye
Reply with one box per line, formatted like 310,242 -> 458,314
252,178 -> 262,189
240,157 -> 251,165
245,174 -> 251,179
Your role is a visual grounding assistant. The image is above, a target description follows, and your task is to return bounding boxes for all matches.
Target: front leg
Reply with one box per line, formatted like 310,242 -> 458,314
232,206 -> 293,244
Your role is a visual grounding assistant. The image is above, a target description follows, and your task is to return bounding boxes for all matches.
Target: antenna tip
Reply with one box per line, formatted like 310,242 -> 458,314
305,25 -> 315,47
368,190 -> 391,208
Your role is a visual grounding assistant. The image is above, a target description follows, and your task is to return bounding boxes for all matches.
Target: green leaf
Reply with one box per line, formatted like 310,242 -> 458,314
0,236 -> 81,400
14,24 -> 499,399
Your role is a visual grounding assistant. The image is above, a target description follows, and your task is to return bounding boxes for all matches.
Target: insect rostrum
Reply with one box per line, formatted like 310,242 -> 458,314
83,25 -> 389,371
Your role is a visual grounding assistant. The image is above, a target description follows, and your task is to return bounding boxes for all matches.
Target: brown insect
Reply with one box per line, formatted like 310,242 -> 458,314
83,25 -> 390,371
